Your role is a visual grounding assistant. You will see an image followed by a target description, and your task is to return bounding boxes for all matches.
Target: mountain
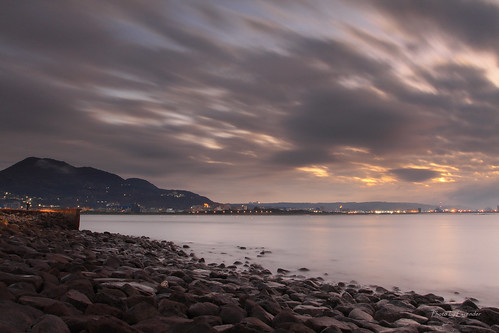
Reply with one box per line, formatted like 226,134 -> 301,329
247,201 -> 438,212
0,157 -> 213,210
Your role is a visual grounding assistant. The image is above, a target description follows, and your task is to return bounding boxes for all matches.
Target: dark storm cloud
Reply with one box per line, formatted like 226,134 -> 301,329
285,85 -> 428,155
390,168 -> 440,183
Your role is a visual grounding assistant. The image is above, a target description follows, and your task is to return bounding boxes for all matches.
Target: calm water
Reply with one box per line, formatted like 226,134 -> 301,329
81,214 -> 499,307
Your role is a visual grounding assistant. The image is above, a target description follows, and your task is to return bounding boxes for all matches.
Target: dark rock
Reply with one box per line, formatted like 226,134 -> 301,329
86,303 -> 124,318
169,318 -> 218,333
0,282 -> 14,301
320,327 -> 343,333
126,301 -> 159,324
272,309 -> 302,327
158,298 -> 188,317
31,314 -> 70,333
87,315 -> 136,333
188,302 -> 220,318
236,317 -> 273,332
349,308 -> 374,321
65,278 -> 95,300
298,267 -> 310,272
0,272 -> 43,291
304,316 -> 355,332
277,322 -> 316,333
374,303 -> 413,322
126,294 -> 157,308
293,304 -> 332,317
194,315 -> 223,326
478,307 -> 499,326
63,289 -> 93,311
220,304 -> 247,324
0,300 -> 43,332
104,255 -> 122,269
246,301 -> 274,325
132,316 -> 176,333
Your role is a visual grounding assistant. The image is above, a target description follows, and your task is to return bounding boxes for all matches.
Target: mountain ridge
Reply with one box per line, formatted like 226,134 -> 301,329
0,157 -> 213,210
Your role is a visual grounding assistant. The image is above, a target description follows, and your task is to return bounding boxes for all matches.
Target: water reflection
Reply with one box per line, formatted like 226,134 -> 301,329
81,214 -> 499,306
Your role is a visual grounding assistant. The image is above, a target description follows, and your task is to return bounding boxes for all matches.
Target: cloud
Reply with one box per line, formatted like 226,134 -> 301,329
1,0 -> 499,206
390,168 -> 440,183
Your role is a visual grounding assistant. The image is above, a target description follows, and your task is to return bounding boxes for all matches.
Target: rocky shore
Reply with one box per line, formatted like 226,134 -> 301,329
1,210 -> 498,332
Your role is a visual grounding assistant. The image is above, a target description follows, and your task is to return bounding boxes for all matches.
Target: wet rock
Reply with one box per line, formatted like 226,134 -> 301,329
278,322 -> 316,333
349,308 -> 374,321
236,317 -> 273,332
293,304 -> 332,317
220,304 -> 247,324
0,271 -> 44,290
374,303 -> 414,322
188,302 -> 220,317
126,301 -> 159,324
31,314 -> 70,333
304,316 -> 355,332
158,298 -> 188,317
0,300 -> 43,332
478,307 -> 499,326
86,303 -> 124,318
63,289 -> 92,311
87,315 -> 137,333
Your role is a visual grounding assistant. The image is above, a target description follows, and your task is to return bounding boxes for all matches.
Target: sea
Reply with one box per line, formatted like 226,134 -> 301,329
81,213 -> 499,307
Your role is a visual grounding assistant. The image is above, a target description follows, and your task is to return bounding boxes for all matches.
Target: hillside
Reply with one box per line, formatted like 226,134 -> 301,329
0,157 -> 213,210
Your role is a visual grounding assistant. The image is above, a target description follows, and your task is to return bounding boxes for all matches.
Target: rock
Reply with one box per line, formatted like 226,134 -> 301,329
100,281 -> 157,295
478,307 -> 499,326
168,318 -> 217,332
132,316 -> 177,333
0,282 -> 14,301
0,272 -> 43,291
374,303 -> 413,322
277,322 -> 316,333
220,304 -> 247,324
293,304 -> 332,317
458,326 -> 496,333
236,317 -> 273,332
94,288 -> 127,310
158,298 -> 188,317
126,301 -> 159,324
31,314 -> 70,333
86,303 -> 124,318
87,315 -> 136,333
0,300 -> 43,332
393,318 -> 421,327
65,278 -> 95,300
304,316 -> 355,332
63,289 -> 92,311
272,309 -> 302,327
349,308 -> 374,321
188,302 -> 220,318
247,302 -> 274,325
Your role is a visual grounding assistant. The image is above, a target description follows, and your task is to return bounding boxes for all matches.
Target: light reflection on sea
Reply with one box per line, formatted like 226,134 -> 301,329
81,214 -> 499,307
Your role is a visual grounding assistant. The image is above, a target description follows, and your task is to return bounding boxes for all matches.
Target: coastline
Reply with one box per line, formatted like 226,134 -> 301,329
1,210 -> 498,332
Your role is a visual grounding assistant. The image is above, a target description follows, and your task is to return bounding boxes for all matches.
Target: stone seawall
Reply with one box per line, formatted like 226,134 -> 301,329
0,210 -> 498,332
0,208 -> 80,230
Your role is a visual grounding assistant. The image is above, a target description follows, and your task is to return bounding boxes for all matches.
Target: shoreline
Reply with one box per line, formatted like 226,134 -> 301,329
1,210 -> 498,332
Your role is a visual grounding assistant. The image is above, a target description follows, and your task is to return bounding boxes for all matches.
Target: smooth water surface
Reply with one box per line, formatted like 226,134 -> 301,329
81,214 -> 499,306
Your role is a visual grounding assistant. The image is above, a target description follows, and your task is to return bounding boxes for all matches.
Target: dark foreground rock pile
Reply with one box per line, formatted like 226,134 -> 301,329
1,211 -> 498,332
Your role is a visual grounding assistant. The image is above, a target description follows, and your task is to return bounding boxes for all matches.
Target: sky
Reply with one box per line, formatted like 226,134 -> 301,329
1,0 -> 499,208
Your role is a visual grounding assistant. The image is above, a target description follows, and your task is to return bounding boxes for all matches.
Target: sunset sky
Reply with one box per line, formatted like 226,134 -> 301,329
2,1 -> 499,208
